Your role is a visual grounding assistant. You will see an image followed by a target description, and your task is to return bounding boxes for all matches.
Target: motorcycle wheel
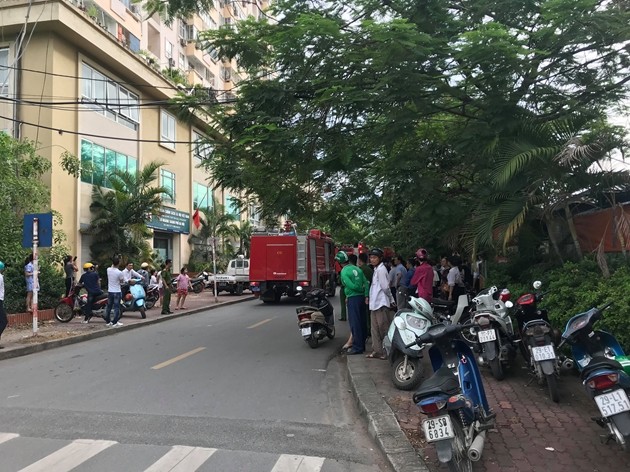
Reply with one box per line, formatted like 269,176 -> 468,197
139,307 -> 146,319
447,414 -> 473,472
546,374 -> 560,403
145,298 -> 156,310
307,336 -> 319,349
193,283 -> 203,294
54,303 -> 74,323
326,326 -> 335,340
489,357 -> 505,381
458,314 -> 476,346
391,356 -> 423,391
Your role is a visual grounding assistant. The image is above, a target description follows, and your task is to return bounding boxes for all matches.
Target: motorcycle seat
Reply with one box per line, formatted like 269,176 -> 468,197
413,367 -> 460,402
581,356 -> 623,379
432,298 -> 455,308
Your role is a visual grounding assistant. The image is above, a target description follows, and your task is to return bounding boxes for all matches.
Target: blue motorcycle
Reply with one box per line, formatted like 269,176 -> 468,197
560,302 -> 630,451
407,322 -> 495,472
121,279 -> 147,319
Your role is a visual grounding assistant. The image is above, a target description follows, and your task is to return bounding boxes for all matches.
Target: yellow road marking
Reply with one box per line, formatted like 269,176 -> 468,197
247,318 -> 273,329
151,347 -> 206,370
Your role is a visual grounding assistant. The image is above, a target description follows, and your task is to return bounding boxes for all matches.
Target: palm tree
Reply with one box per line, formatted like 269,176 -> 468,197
195,197 -> 239,262
234,220 -> 253,256
466,117 -> 630,261
88,161 -> 171,263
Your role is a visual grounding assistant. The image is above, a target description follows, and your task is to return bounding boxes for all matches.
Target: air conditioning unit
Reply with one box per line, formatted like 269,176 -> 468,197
130,4 -> 141,15
168,57 -> 175,68
179,38 -> 187,47
222,68 -> 232,82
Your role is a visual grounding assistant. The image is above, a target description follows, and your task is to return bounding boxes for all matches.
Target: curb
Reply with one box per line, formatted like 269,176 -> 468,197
346,356 -> 430,472
0,296 -> 255,361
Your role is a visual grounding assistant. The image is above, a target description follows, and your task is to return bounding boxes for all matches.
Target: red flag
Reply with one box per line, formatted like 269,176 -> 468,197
193,209 -> 201,229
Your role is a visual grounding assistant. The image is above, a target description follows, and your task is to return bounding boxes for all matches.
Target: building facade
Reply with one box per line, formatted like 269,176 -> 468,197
0,0 -> 265,269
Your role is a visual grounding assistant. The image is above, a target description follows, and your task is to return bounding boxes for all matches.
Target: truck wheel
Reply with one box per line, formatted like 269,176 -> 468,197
235,284 -> 244,296
274,292 -> 282,303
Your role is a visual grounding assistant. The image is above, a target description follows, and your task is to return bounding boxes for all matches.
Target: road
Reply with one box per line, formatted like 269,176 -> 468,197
0,298 -> 392,472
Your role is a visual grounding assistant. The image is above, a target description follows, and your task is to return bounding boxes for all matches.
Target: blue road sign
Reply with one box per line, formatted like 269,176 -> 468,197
23,213 -> 53,248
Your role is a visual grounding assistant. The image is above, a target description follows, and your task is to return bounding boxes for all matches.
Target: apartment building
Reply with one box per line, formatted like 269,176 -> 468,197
0,0 -> 266,269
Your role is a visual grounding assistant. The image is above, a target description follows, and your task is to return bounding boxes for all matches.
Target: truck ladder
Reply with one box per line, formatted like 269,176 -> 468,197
296,235 -> 307,280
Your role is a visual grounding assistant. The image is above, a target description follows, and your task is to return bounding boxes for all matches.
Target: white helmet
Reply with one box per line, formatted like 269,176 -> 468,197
408,297 -> 433,318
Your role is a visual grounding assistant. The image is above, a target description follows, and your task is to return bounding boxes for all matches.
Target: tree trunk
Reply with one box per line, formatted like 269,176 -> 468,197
564,203 -> 583,260
545,215 -> 564,263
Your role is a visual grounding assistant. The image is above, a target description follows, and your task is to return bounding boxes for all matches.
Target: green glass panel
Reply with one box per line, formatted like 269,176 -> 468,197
92,145 -> 105,187
116,153 -> 127,172
127,158 -> 137,176
80,140 -> 92,184
105,149 -> 116,188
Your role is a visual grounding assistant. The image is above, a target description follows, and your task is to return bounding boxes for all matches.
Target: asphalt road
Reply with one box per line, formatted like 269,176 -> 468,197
0,297 -> 392,472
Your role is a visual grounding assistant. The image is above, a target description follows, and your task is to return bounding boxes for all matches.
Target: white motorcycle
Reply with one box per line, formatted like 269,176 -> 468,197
384,297 -> 435,390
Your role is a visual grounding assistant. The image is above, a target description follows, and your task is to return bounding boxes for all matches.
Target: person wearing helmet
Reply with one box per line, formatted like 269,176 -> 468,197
137,262 -> 151,289
78,262 -> 102,323
367,248 -> 395,359
0,261 -> 6,348
410,248 -> 434,303
334,251 -> 349,321
339,251 -> 370,355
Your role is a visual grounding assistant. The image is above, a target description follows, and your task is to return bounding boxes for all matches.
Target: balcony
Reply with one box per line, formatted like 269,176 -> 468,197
185,41 -> 205,66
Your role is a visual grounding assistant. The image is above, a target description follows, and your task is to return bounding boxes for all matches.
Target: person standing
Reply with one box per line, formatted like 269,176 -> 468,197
77,263 -> 102,323
0,261 -> 7,348
104,256 -> 125,327
338,251 -> 369,355
397,257 -> 417,309
447,255 -> 466,301
175,267 -> 192,310
410,248 -> 434,303
24,253 -> 36,312
388,255 -> 407,301
357,252 -> 373,337
367,248 -> 395,359
161,259 -> 173,315
157,263 -> 165,308
63,255 -> 78,297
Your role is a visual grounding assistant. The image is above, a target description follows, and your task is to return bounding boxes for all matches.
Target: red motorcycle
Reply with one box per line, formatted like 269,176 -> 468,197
54,283 -> 108,323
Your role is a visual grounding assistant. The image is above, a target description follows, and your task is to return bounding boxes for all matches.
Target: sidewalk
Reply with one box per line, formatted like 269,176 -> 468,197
0,291 -> 254,361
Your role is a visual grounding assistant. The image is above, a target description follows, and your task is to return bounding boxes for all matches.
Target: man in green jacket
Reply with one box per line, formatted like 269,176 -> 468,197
337,251 -> 369,354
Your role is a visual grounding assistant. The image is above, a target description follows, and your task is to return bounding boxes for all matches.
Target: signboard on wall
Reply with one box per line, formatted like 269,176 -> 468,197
147,207 -> 190,234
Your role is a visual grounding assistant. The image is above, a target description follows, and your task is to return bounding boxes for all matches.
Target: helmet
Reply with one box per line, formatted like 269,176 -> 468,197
0,261 -> 4,270
369,248 -> 384,258
415,248 -> 428,261
408,297 -> 433,318
141,262 -> 149,269
335,251 -> 348,263
125,293 -> 133,301
83,262 -> 94,270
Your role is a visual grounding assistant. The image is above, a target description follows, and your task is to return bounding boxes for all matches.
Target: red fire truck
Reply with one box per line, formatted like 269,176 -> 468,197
249,227 -> 337,303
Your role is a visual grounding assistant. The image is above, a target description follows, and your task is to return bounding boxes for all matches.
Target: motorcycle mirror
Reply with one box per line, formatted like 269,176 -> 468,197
504,301 -> 514,308
533,280 -> 542,290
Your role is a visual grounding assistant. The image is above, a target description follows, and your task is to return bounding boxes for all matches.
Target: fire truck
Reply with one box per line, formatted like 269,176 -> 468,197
249,226 -> 337,303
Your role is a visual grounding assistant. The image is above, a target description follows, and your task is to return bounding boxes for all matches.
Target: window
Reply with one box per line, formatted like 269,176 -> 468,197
225,194 -> 240,217
185,25 -> 198,41
160,110 -> 176,149
205,69 -> 215,87
179,53 -> 186,71
193,131 -> 213,161
81,63 -> 139,130
0,48 -> 9,97
161,169 -> 176,204
179,21 -> 187,39
80,139 -> 137,188
165,40 -> 173,59
193,182 -> 212,209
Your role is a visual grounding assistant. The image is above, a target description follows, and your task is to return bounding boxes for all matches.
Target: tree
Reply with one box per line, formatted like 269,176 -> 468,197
234,220 -> 253,256
88,161 -> 171,265
192,197 -> 239,266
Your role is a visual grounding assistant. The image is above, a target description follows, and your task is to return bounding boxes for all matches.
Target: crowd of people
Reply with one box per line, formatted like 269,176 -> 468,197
335,248 -> 484,359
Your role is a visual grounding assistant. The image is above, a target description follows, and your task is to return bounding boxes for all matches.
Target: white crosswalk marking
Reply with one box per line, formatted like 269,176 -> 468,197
0,432 -> 19,445
18,438 -> 116,472
144,445 -> 217,472
270,454 -> 325,472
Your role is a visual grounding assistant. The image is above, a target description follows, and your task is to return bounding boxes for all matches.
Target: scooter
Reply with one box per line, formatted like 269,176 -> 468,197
145,285 -> 159,309
560,302 -> 630,451
383,296 -> 435,391
471,286 -> 518,380
55,283 -> 108,323
514,281 -> 566,403
121,279 -> 147,319
295,286 -> 334,349
409,322 -> 495,471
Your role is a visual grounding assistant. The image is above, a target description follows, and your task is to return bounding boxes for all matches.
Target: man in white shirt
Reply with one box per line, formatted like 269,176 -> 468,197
367,248 -> 395,359
122,262 -> 144,283
0,261 -> 6,348
105,256 -> 125,327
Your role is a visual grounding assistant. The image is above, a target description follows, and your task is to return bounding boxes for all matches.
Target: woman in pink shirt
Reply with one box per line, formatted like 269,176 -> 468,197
175,267 -> 193,310
410,248 -> 434,302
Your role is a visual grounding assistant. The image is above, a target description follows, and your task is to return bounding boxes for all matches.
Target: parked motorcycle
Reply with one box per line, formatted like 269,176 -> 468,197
121,279 -> 147,319
560,302 -> 630,450
55,283 -> 108,323
145,285 -> 159,309
471,286 -> 517,380
384,297 -> 435,391
170,274 -> 206,294
409,322 -> 495,471
295,286 -> 334,349
514,281 -> 563,402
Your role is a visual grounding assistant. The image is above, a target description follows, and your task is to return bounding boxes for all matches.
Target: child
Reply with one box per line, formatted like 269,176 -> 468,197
175,267 -> 192,310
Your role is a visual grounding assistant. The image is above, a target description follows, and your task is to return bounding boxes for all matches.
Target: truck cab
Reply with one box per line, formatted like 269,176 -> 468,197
208,256 -> 250,295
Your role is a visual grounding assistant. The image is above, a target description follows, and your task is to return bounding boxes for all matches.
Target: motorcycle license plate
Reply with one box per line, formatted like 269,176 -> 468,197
478,329 -> 497,343
595,390 -> 630,417
301,327 -> 312,336
422,415 -> 455,443
531,345 -> 556,361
